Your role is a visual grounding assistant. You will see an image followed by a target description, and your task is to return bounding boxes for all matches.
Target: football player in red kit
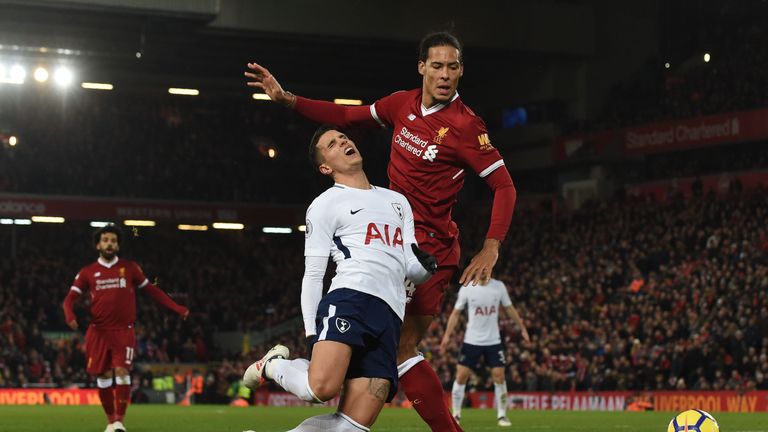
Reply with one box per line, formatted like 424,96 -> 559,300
62,225 -> 189,432
244,32 -> 516,432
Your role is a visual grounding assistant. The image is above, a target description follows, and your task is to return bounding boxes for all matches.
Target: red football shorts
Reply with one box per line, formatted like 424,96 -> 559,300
406,232 -> 460,316
85,326 -> 136,375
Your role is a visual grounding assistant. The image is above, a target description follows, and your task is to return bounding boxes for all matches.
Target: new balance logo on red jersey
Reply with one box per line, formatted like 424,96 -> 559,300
364,223 -> 403,248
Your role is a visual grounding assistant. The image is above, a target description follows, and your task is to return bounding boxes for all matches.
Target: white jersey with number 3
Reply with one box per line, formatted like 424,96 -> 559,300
454,278 -> 512,346
305,183 -> 416,321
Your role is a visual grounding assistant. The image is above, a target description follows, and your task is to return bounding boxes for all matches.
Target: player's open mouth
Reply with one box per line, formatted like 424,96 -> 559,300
344,147 -> 356,156
437,85 -> 451,95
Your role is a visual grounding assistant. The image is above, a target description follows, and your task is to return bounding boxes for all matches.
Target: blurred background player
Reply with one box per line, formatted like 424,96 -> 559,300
440,277 -> 530,427
62,225 -> 190,432
245,31 -> 516,432
243,126 -> 436,431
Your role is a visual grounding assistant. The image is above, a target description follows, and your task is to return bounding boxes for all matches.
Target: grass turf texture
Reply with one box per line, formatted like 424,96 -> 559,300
1,405 -> 767,431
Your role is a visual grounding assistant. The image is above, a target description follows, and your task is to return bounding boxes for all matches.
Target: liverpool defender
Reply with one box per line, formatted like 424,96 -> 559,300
62,225 -> 189,432
245,32 -> 516,431
244,126 -> 436,431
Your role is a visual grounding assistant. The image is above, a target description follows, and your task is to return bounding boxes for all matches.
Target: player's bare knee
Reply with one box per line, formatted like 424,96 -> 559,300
491,367 -> 505,383
308,377 -> 341,401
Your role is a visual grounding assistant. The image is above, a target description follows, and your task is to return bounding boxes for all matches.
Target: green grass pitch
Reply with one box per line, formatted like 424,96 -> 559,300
1,405 -> 767,431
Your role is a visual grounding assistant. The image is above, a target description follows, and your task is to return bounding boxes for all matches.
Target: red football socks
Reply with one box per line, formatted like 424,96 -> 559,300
400,360 -> 463,432
98,387 -> 116,423
114,384 -> 131,422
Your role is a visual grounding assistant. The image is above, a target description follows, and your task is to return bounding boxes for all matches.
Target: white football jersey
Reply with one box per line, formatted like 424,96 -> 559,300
454,278 -> 512,346
305,183 -> 416,321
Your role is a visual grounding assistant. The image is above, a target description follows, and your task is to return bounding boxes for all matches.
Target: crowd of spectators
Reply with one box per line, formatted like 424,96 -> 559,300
427,185 -> 768,395
2,185 -> 767,400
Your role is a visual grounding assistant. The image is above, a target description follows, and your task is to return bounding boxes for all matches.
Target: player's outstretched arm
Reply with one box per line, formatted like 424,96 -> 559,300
245,62 -> 295,107
142,282 -> 189,318
459,168 -> 516,286
244,62 -> 379,128
62,290 -> 80,330
504,304 -> 530,343
440,308 -> 463,353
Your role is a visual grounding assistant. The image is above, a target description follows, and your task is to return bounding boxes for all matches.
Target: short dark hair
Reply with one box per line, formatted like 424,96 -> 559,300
308,124 -> 338,170
419,31 -> 462,63
93,224 -> 122,245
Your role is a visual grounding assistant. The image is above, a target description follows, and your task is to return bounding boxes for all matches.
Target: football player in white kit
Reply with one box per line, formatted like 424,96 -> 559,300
440,277 -> 530,427
244,125 -> 437,432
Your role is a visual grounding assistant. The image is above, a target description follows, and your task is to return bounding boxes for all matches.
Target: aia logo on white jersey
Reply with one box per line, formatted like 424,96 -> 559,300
423,145 -> 438,162
474,305 -> 497,316
364,223 -> 403,248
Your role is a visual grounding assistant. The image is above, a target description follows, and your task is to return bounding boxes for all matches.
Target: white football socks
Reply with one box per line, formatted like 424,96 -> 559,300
287,412 -> 370,432
495,381 -> 508,418
269,358 -> 323,403
451,381 -> 466,418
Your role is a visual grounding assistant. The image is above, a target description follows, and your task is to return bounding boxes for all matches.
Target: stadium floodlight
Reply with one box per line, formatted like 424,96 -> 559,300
31,216 -> 65,223
297,225 -> 306,232
2,64 -> 25,84
54,67 -> 73,87
14,219 -> 32,225
0,218 -> 13,225
123,219 -> 156,227
252,93 -> 271,101
178,224 -> 208,231
334,98 -> 363,106
262,227 -> 292,234
704,53 -> 711,63
267,148 -> 277,158
212,222 -> 244,230
90,221 -> 112,227
81,82 -> 114,91
664,62 -> 670,69
168,87 -> 199,96
33,67 -> 49,83
9,136 -> 17,146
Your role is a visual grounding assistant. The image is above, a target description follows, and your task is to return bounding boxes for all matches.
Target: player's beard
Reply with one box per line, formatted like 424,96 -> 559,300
99,249 -> 116,260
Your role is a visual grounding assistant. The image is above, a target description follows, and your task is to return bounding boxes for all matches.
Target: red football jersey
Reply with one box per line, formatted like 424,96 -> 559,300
370,89 -> 505,240
70,257 -> 149,330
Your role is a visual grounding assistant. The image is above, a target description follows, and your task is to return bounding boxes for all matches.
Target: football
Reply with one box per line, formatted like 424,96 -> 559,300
667,409 -> 720,432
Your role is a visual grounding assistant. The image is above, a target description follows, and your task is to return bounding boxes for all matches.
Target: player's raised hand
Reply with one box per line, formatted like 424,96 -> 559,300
244,63 -> 295,108
67,319 -> 78,331
459,238 -> 500,286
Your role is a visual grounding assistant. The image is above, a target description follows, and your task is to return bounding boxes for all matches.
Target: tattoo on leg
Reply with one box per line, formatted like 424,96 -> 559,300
367,378 -> 389,402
